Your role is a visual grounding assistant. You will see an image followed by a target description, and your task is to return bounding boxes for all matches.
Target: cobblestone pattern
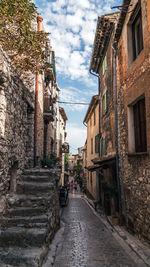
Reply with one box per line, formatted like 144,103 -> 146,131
53,195 -> 137,267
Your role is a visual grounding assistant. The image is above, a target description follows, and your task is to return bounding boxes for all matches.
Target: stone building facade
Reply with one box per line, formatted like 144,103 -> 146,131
114,0 -> 150,243
88,13 -> 120,217
86,0 -> 150,244
58,107 -> 68,186
83,95 -> 99,199
0,47 -> 34,212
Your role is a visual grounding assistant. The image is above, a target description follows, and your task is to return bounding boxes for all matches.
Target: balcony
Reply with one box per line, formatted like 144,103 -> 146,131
45,63 -> 56,84
43,95 -> 54,122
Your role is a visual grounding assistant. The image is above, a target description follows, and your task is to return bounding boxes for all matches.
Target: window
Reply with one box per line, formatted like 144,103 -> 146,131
91,138 -> 93,154
94,110 -> 96,125
128,3 -> 143,62
132,9 -> 143,60
128,97 -> 147,153
90,172 -> 92,185
100,136 -> 106,157
95,134 -> 100,154
133,98 -> 147,152
101,89 -> 108,118
102,55 -> 107,75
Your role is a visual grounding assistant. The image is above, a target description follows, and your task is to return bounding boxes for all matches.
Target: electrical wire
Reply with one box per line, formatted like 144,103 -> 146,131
57,101 -> 89,105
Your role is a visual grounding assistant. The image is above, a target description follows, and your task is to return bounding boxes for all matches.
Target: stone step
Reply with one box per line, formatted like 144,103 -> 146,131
4,206 -> 46,217
7,194 -> 54,208
16,181 -> 54,195
20,175 -> 51,183
0,227 -> 48,247
23,168 -> 55,177
0,246 -> 45,266
0,214 -> 49,229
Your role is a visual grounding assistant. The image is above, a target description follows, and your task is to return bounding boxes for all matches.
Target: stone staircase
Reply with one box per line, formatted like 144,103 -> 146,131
0,168 -> 60,267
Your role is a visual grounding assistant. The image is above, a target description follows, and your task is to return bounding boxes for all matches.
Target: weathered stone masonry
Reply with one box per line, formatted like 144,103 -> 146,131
0,47 -> 34,212
116,0 -> 150,244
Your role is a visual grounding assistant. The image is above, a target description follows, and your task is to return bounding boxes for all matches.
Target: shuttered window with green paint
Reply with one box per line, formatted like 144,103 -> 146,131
102,55 -> 107,75
100,136 -> 107,157
104,90 -> 107,113
103,136 -> 106,155
101,98 -> 103,118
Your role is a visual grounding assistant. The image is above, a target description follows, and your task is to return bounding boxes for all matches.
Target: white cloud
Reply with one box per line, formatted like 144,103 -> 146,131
59,87 -> 89,112
34,0 -> 116,84
66,123 -> 87,153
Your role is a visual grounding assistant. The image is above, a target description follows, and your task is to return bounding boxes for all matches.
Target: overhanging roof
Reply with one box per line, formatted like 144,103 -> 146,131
90,12 -> 119,74
83,95 -> 99,124
114,0 -> 131,47
92,153 -> 116,166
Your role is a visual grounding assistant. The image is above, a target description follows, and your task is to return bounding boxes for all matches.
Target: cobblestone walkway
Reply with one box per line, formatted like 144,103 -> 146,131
53,193 -> 139,267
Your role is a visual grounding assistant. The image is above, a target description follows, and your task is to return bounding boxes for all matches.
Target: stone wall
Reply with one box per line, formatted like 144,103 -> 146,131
117,0 -> 150,244
0,47 -> 34,212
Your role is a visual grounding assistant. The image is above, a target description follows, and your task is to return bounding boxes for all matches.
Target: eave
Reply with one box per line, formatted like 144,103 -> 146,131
92,153 -> 116,168
90,12 -> 119,74
114,0 -> 131,47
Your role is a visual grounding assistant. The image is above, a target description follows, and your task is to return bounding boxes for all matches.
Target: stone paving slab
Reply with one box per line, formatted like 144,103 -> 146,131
84,195 -> 150,267
43,193 -> 149,267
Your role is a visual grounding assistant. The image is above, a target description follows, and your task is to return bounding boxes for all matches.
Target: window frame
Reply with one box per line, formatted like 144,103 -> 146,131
91,138 -> 93,154
128,96 -> 147,153
127,2 -> 143,63
132,9 -> 143,60
101,89 -> 108,118
100,136 -> 107,157
102,55 -> 107,75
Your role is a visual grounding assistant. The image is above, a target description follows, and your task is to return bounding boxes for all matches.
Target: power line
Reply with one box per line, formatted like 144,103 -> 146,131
57,101 -> 89,105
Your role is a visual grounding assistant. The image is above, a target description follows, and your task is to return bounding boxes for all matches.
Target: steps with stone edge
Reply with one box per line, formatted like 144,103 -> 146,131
0,247 -> 45,267
6,194 -> 54,208
0,168 -> 59,267
0,227 -> 48,247
0,214 -> 49,229
17,181 -> 54,195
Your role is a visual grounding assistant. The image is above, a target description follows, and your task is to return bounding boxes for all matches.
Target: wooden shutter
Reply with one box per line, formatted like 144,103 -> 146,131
91,138 -> 93,154
101,98 -> 103,118
104,90 -> 107,113
133,98 -> 147,152
103,136 -> 106,155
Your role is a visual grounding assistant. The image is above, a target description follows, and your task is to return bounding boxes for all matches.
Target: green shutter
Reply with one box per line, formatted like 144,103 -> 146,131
100,137 -> 103,157
103,136 -> 106,155
104,90 -> 107,113
105,55 -> 107,70
101,98 -> 103,118
102,56 -> 107,75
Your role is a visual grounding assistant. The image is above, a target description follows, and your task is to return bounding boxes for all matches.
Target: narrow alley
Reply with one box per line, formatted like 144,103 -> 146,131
47,191 -> 145,267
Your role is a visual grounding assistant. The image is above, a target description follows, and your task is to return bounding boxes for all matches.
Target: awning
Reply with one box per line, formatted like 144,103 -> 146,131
92,154 -> 116,168
87,164 -> 100,172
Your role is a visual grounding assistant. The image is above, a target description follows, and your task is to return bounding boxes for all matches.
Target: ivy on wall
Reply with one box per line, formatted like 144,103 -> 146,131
0,0 -> 49,74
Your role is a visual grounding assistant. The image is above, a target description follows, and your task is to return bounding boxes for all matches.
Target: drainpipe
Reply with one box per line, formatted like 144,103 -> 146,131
34,16 -> 43,166
112,44 -> 122,216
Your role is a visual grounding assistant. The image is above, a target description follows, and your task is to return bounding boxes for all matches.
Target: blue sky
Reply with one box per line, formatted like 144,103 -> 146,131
34,0 -> 121,154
